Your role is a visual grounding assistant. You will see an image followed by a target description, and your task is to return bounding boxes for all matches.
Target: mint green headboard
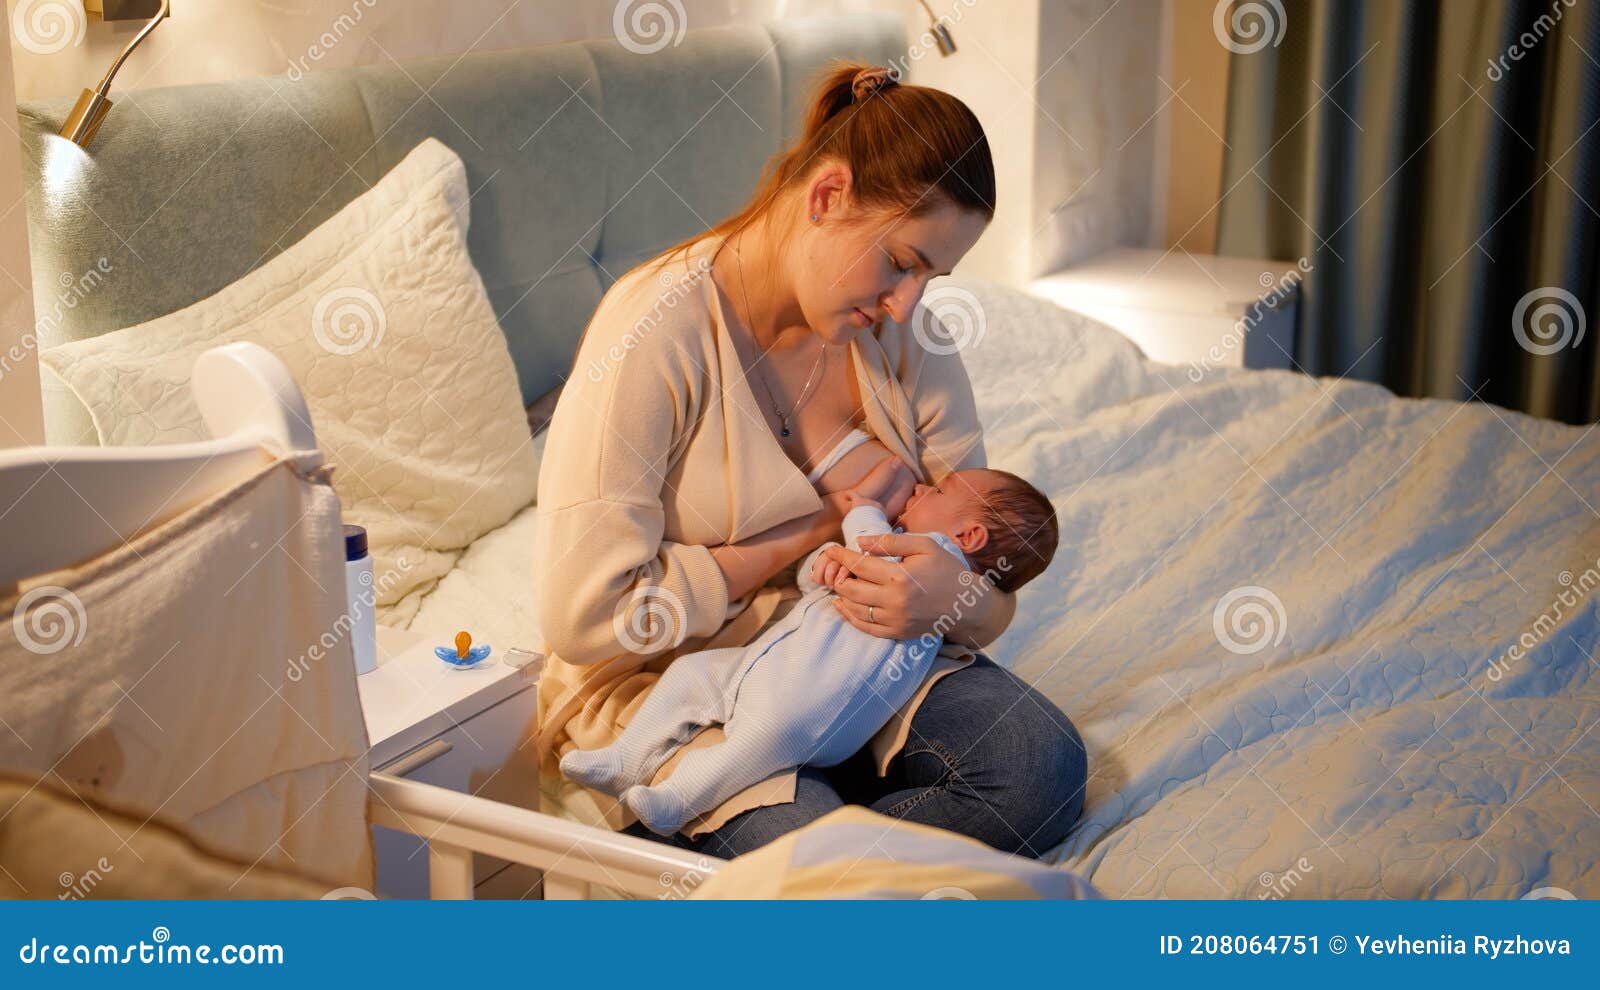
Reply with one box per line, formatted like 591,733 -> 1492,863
16,13 -> 906,427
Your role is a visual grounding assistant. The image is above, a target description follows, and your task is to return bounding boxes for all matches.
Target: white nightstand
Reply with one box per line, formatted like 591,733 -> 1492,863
1029,248 -> 1304,373
361,625 -> 544,899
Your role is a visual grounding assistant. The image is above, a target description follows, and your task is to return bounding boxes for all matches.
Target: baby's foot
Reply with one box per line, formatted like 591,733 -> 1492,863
623,784 -> 689,836
559,746 -> 627,795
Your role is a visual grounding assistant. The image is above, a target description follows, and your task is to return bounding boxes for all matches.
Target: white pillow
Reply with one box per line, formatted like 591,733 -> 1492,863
41,139 -> 538,625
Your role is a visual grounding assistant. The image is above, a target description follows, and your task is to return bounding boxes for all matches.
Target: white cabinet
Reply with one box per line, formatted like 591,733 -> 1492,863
1029,248 -> 1304,375
361,626 -> 542,899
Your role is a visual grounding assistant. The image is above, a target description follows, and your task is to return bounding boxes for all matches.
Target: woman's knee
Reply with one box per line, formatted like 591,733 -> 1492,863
689,766 -> 842,860
911,658 -> 1089,855
1012,703 -> 1088,853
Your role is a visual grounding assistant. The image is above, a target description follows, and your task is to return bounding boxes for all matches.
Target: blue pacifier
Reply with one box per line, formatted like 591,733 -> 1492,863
436,630 -> 492,669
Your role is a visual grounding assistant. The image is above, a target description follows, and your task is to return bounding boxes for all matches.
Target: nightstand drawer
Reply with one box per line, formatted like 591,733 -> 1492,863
371,685 -> 540,899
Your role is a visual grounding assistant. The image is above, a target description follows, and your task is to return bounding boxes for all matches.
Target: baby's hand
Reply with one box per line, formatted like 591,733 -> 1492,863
850,456 -> 914,511
843,491 -> 883,513
809,554 -> 846,589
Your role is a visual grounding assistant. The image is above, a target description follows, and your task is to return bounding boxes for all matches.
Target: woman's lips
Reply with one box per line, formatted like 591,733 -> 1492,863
853,307 -> 873,327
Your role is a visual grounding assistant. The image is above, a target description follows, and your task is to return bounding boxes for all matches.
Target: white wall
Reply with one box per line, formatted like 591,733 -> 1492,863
0,0 -> 1173,445
0,5 -> 40,446
1031,0 -> 1163,277
6,1 -> 863,101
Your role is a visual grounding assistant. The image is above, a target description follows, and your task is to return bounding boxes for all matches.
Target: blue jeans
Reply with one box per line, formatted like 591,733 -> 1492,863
621,654 -> 1088,860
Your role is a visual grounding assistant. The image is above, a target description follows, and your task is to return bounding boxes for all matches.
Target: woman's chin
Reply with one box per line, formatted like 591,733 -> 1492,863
817,321 -> 862,346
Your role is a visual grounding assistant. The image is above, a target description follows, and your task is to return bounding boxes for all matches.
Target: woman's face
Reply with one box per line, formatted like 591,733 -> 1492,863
793,177 -> 988,345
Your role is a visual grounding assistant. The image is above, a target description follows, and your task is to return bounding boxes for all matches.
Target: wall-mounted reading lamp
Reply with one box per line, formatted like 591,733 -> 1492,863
58,0 -> 172,149
918,0 -> 958,56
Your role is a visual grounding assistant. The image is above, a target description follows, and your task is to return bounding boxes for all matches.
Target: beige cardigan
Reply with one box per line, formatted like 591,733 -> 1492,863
531,236 -> 989,836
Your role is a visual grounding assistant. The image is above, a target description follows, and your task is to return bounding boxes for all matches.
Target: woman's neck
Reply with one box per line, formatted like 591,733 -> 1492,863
724,218 -> 811,351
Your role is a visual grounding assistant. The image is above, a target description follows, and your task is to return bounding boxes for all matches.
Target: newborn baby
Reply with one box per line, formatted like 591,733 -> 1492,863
560,438 -> 1060,836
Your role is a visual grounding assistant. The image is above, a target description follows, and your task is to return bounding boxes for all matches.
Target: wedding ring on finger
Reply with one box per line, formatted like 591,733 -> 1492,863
868,605 -> 876,623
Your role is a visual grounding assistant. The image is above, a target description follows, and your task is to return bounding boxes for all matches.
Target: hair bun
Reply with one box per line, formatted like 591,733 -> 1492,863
850,66 -> 899,102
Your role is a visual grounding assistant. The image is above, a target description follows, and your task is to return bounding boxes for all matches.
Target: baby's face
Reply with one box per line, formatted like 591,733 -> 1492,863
895,469 -> 998,539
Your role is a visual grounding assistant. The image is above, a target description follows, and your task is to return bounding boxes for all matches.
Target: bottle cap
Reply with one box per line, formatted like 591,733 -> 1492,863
343,524 -> 369,562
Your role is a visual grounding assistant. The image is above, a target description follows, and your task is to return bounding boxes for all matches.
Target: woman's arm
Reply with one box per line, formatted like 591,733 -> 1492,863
534,284 -> 745,664
709,492 -> 850,601
818,533 -> 1016,649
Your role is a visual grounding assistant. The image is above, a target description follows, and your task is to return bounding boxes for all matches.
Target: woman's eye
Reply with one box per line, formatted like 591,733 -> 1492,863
886,252 -> 912,275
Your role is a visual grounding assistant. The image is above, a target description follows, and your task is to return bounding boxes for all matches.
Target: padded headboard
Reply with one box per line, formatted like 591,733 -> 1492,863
16,13 -> 906,430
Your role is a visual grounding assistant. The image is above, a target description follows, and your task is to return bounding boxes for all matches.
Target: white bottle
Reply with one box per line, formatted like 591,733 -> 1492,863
344,524 -> 378,676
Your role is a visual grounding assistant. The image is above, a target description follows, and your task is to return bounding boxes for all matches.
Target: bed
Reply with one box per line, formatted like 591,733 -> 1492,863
15,13 -> 1599,899
415,274 -> 1600,898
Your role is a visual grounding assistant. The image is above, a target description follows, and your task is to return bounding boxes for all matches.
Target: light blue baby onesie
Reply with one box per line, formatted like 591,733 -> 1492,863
560,504 -> 967,835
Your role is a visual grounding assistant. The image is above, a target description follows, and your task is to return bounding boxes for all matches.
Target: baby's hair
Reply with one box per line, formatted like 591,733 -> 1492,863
967,470 -> 1058,593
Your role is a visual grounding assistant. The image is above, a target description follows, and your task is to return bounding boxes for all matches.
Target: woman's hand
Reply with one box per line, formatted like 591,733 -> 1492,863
818,533 -> 1014,646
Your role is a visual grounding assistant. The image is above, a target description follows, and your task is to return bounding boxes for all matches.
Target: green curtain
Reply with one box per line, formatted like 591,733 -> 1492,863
1216,0 -> 1599,424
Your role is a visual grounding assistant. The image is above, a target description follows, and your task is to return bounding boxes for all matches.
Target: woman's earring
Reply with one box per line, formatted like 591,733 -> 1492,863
810,213 -> 819,224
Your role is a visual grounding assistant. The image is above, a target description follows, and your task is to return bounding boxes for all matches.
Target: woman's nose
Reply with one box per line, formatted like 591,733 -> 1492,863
881,276 -> 925,324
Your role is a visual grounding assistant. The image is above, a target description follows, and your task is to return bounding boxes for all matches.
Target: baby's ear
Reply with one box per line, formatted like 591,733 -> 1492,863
955,519 -> 989,554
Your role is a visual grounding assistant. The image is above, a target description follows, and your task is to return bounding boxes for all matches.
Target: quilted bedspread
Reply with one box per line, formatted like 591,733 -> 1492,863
955,278 -> 1600,899
410,276 -> 1600,899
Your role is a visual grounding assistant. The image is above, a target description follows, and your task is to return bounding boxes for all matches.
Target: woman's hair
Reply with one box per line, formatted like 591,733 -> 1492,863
651,61 -> 995,268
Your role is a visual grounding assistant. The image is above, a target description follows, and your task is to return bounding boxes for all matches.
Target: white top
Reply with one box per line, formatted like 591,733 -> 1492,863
805,427 -> 875,485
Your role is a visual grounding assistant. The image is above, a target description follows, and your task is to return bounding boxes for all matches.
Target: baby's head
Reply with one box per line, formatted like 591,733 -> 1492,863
895,468 -> 1058,593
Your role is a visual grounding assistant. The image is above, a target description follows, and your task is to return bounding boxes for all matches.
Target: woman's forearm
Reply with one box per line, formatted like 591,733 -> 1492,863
948,583 -> 1016,650
710,502 -> 841,601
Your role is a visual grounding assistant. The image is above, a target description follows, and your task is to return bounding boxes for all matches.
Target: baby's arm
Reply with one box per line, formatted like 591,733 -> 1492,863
799,499 -> 891,592
842,502 -> 895,555
804,498 -> 897,591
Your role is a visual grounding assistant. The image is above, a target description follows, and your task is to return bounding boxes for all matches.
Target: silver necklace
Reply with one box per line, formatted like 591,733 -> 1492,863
732,236 -> 826,438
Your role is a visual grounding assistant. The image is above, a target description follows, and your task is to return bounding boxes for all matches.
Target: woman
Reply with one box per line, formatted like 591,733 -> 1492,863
533,63 -> 1087,860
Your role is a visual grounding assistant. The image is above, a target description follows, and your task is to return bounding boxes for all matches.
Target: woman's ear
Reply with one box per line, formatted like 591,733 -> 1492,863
807,162 -> 853,222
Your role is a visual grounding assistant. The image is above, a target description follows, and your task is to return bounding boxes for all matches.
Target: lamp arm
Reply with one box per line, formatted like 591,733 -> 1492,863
93,0 -> 171,95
